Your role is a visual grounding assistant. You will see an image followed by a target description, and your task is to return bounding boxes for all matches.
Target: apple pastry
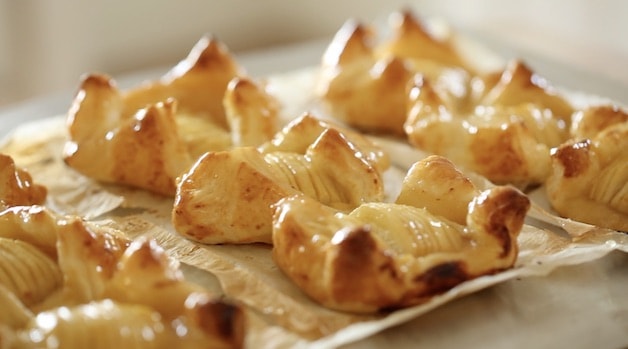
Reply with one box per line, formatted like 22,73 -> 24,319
405,60 -> 573,187
64,36 -> 279,196
318,9 -> 575,188
546,107 -> 628,231
0,206 -> 246,348
272,155 -> 530,313
173,114 -> 384,244
258,112 -> 390,172
317,10 -> 473,136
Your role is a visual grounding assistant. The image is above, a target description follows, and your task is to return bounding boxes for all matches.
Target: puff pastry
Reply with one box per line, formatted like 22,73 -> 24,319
64,36 -> 278,195
0,206 -> 246,348
319,10 -> 574,188
173,116 -> 384,244
405,60 -> 573,187
225,77 -> 280,147
546,109 -> 628,231
395,155 -> 479,225
12,296 -> 244,349
272,155 -> 530,313
318,10 -> 471,136
259,112 -> 390,172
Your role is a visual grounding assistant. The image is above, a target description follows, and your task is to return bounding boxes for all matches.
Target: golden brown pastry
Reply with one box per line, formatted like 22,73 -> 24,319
405,60 -> 573,187
173,119 -> 384,244
259,112 -> 390,172
122,35 -> 245,129
103,236 -> 246,349
224,77 -> 280,147
375,10 -> 471,72
569,104 -> 628,140
318,10 -> 471,136
54,218 -> 131,305
546,115 -> 628,231
65,88 -> 193,196
64,36 -> 278,196
395,155 -> 479,225
13,300 -> 177,349
318,20 -> 412,135
320,9 -> 574,188
11,296 -> 244,349
0,206 -> 245,348
0,154 -> 47,207
272,155 -> 530,313
479,60 -> 574,119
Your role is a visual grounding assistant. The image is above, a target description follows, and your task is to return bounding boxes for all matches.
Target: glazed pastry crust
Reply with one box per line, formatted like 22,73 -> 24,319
272,155 -> 530,313
318,10 -> 470,136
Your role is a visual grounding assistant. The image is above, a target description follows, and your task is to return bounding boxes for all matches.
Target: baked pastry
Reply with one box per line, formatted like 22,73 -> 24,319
405,60 -> 573,187
375,10 -> 471,70
259,112 -> 390,172
64,36 -> 278,195
318,10 -> 471,136
319,8 -> 574,188
173,115 -> 384,244
546,107 -> 628,231
272,155 -> 530,313
395,155 -> 479,225
569,104 -> 628,140
0,206 -> 246,348
224,77 -> 280,147
318,20 -> 412,136
0,154 -> 47,207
